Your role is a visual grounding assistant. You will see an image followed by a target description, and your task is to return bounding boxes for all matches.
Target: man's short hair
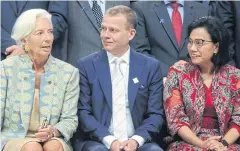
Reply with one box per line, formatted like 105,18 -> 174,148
105,5 -> 137,29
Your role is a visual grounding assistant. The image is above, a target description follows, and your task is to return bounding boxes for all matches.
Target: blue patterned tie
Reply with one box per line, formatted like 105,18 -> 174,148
92,0 -> 103,28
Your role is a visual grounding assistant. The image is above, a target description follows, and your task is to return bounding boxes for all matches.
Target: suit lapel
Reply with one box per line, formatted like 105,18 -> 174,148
9,1 -> 18,16
17,1 -> 27,15
153,2 -> 179,51
128,50 -> 144,111
180,2 -> 194,50
20,73 -> 35,131
77,1 -> 100,33
93,51 -> 112,109
18,55 -> 35,131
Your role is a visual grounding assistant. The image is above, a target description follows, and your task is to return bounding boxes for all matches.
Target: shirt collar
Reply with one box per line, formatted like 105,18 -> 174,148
107,46 -> 130,65
164,0 -> 184,7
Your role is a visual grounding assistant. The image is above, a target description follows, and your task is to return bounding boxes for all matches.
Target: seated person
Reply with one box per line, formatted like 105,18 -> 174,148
0,9 -> 79,151
164,16 -> 240,151
76,5 -> 164,151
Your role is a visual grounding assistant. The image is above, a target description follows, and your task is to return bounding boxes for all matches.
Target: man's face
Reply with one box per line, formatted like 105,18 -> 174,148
100,14 -> 136,56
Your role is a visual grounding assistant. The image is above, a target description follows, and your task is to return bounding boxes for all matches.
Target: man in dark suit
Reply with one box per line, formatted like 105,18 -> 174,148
76,5 -> 164,151
1,1 -> 68,60
216,1 -> 240,69
66,1 -> 131,66
130,1 -> 209,76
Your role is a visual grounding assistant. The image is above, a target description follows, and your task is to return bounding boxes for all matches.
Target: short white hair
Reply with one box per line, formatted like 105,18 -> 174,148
11,9 -> 52,47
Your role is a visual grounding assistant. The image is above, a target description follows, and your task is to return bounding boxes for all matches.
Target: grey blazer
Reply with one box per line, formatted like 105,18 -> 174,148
66,1 -> 131,66
130,1 -> 209,69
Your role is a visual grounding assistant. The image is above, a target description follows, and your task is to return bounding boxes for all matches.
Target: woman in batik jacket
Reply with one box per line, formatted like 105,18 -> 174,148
164,16 -> 240,151
1,9 -> 79,151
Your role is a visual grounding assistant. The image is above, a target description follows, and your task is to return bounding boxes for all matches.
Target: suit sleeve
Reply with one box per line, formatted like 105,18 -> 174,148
1,2 -> 17,57
48,1 -> 68,41
134,61 -> 164,141
77,60 -> 111,141
1,25 -> 17,56
216,1 -> 235,60
130,2 -> 152,56
54,67 -> 79,142
163,67 -> 190,136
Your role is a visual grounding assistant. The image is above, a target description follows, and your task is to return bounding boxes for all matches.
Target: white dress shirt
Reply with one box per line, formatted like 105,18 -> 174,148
102,47 -> 145,149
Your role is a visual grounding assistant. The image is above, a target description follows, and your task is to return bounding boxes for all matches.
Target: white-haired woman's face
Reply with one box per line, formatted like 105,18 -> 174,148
26,17 -> 53,58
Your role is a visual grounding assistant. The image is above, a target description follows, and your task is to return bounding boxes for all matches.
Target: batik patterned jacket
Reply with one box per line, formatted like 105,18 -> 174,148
0,55 -> 80,149
164,63 -> 240,137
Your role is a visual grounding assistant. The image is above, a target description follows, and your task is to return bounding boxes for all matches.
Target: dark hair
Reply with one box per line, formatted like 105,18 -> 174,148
105,5 -> 137,29
187,16 -> 230,72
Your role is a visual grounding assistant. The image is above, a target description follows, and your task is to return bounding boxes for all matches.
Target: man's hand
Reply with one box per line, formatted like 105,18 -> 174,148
6,45 -> 25,57
110,140 -> 122,151
120,139 -> 139,151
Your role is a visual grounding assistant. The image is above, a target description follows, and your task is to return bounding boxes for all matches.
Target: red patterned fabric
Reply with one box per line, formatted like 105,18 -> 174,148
164,62 -> 240,151
202,84 -> 219,129
167,128 -> 239,151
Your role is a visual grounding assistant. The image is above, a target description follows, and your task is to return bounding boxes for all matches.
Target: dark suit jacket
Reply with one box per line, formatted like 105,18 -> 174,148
130,1 -> 208,74
197,1 -> 217,16
66,1 -> 131,66
1,1 -> 68,60
216,1 -> 240,69
76,49 -> 164,143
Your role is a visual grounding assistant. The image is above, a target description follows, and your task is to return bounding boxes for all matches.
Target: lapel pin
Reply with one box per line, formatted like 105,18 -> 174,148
133,77 -> 139,84
160,19 -> 165,24
81,6 -> 86,11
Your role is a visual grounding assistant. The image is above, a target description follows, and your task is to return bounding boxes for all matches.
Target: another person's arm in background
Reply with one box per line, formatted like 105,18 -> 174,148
1,2 -> 24,58
48,1 -> 68,41
1,27 -> 22,57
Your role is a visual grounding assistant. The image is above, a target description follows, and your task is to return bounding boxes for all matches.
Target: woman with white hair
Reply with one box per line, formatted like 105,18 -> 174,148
0,9 -> 79,151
